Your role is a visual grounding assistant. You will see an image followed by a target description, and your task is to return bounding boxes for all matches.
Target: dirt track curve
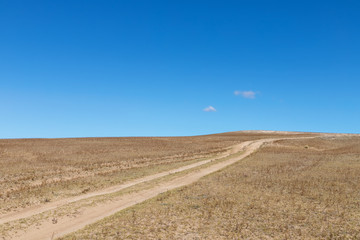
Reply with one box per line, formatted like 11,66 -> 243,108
1,137 -> 312,240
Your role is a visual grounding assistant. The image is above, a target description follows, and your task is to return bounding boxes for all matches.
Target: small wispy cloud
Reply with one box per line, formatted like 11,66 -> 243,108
234,90 -> 256,99
203,106 -> 216,112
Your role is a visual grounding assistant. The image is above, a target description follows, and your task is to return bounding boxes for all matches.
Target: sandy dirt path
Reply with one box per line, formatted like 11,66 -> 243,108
0,145 -> 234,226
4,137 -> 314,240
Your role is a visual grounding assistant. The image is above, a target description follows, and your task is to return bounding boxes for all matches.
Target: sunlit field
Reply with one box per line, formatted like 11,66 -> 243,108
60,135 -> 360,239
0,132 -> 304,215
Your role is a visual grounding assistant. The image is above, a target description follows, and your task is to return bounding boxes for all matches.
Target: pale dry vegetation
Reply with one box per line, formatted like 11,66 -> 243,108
61,135 -> 360,239
0,132 -> 306,215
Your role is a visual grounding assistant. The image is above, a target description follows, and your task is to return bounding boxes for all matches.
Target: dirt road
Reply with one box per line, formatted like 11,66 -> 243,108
1,137 -> 309,240
0,146 -> 233,226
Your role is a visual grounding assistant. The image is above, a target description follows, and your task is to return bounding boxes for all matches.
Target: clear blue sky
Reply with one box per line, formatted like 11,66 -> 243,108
1,0 -> 359,138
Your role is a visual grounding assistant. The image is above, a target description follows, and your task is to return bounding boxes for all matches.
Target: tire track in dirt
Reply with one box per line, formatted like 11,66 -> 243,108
0,145 -> 238,226
3,137 -> 315,240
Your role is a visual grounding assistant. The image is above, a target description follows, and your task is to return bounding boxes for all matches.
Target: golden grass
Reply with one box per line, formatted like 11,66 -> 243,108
0,150 -> 245,238
60,135 -> 360,239
0,132 -> 309,215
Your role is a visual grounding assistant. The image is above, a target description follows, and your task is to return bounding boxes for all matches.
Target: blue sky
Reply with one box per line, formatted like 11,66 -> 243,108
1,0 -> 360,138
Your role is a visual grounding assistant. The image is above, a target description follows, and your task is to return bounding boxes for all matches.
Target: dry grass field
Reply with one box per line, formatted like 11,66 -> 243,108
59,134 -> 360,239
0,132 -> 305,216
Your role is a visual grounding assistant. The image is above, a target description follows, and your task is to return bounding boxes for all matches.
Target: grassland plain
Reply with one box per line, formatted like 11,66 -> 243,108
59,135 -> 360,239
0,132 -> 321,239
0,132 -> 309,216
2,136 -> 302,240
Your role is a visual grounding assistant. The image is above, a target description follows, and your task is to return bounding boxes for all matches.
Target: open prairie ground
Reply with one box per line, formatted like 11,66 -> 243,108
56,134 -> 360,240
0,132 -> 308,216
3,131 -> 358,239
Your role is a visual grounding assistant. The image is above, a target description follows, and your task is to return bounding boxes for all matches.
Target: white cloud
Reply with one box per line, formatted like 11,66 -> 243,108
234,90 -> 256,99
203,106 -> 216,112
